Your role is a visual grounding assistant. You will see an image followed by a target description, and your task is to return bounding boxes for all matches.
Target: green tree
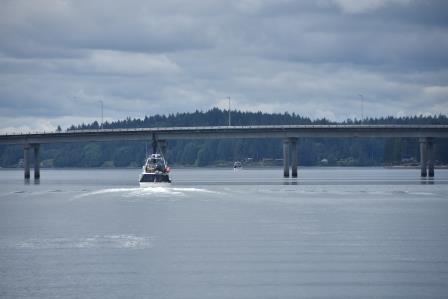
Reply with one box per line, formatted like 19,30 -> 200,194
82,144 -> 102,167
113,147 -> 135,167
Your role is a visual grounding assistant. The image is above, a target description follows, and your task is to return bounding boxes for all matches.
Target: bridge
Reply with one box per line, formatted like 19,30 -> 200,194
1,124 -> 448,179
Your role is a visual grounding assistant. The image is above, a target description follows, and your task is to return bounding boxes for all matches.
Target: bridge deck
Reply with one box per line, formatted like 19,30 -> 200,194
1,125 -> 448,144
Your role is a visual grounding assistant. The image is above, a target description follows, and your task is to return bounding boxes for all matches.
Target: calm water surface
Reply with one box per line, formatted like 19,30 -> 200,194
1,168 -> 448,298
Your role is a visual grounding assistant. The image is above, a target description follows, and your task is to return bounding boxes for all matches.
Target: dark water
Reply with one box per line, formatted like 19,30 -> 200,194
1,168 -> 448,298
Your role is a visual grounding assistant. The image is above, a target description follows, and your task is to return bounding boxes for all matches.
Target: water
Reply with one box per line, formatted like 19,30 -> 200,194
1,168 -> 448,298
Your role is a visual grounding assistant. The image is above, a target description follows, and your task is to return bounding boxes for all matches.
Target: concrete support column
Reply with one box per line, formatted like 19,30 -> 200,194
427,139 -> 434,178
24,144 -> 31,179
34,144 -> 40,179
420,137 -> 435,178
290,138 -> 298,178
420,138 -> 428,177
283,139 -> 290,178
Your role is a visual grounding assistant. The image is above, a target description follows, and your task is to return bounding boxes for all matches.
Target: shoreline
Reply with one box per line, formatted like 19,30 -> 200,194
1,165 -> 448,170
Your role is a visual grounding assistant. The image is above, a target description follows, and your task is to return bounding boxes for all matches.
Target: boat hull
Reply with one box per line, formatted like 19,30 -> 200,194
139,173 -> 171,183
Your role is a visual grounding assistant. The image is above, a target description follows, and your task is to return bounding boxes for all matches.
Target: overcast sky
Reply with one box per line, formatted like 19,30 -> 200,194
1,0 -> 447,132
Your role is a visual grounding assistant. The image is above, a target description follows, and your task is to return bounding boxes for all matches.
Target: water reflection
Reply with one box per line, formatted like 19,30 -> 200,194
24,178 -> 40,185
421,177 -> 435,185
282,180 -> 299,185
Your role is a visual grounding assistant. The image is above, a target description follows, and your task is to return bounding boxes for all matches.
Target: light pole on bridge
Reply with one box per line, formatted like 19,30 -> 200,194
358,94 -> 364,123
99,100 -> 103,129
228,96 -> 231,126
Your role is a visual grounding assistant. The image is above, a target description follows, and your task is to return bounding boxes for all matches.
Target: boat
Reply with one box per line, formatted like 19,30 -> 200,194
233,161 -> 242,170
139,154 -> 171,184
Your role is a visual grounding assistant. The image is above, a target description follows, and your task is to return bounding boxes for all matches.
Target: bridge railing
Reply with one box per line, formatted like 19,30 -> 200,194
2,124 -> 448,137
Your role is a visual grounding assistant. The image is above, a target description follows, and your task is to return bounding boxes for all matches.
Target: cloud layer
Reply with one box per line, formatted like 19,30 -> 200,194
1,0 -> 447,132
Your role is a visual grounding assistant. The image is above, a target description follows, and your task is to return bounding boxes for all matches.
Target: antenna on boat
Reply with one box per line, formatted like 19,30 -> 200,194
152,134 -> 157,155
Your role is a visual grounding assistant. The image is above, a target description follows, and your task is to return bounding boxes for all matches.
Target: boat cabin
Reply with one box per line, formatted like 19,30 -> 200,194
144,154 -> 169,173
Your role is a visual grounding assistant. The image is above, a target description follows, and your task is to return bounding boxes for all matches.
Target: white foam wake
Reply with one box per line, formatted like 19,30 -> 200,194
14,234 -> 154,249
75,186 -> 218,199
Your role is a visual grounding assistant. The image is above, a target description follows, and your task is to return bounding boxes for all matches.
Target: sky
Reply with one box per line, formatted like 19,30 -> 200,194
0,0 -> 447,132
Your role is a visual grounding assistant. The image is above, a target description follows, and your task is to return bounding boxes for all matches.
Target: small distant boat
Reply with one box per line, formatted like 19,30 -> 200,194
233,161 -> 242,171
139,154 -> 171,184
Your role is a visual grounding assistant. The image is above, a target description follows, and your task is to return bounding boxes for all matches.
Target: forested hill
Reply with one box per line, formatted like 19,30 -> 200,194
69,108 -> 448,130
2,108 -> 448,168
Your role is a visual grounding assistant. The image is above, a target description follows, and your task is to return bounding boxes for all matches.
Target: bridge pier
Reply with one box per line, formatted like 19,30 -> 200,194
24,144 -> 31,179
23,144 -> 40,179
420,138 -> 434,177
34,144 -> 40,179
151,135 -> 167,159
283,139 -> 290,177
283,138 -> 298,178
427,139 -> 434,177
290,138 -> 298,178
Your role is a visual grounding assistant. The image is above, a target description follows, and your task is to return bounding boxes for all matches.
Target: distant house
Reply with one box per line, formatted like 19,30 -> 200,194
320,158 -> 329,165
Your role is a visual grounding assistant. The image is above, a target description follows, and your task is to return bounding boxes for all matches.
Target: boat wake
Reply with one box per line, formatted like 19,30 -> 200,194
11,234 -> 154,250
74,186 -> 218,199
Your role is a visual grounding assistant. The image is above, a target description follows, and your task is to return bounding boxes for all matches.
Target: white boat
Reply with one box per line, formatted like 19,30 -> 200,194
233,161 -> 242,171
139,154 -> 171,184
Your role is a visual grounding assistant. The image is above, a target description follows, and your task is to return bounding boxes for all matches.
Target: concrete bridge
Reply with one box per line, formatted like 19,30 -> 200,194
1,124 -> 448,179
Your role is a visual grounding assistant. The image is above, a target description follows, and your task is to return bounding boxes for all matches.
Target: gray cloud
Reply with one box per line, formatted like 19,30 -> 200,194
0,0 -> 447,132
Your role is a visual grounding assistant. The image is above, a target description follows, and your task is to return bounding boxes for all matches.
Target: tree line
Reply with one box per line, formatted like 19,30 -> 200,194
1,108 -> 448,168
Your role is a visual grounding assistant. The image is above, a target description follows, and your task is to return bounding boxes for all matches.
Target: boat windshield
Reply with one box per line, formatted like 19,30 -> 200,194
145,155 -> 167,172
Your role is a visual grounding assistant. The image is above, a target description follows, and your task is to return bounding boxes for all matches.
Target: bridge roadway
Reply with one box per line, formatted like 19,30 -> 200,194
1,124 -> 448,179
